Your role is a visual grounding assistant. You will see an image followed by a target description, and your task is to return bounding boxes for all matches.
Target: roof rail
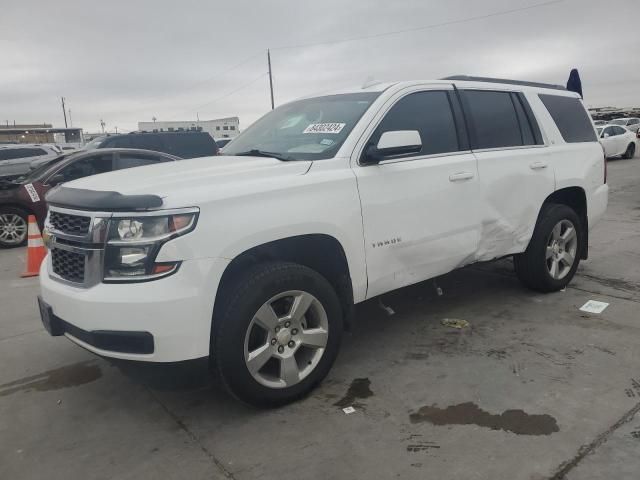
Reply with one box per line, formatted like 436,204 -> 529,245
442,75 -> 566,91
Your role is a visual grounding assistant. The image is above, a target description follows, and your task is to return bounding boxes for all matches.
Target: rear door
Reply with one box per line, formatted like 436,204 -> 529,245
458,88 -> 554,258
600,126 -> 616,157
353,85 -> 481,298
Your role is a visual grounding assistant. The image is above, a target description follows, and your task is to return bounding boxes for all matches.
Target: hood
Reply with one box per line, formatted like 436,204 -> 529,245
59,155 -> 312,209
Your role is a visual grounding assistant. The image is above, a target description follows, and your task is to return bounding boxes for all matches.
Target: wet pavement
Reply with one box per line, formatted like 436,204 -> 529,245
1,148 -> 640,480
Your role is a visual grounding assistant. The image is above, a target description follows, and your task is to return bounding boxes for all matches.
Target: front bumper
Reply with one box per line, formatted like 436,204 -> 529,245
39,255 -> 229,362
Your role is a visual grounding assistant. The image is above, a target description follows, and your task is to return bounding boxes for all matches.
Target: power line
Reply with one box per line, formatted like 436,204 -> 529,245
271,0 -> 566,51
136,50 -> 264,111
169,72 -> 269,120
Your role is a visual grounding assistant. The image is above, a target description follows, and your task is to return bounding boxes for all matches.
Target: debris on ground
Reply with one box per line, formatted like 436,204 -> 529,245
579,300 -> 609,314
433,279 -> 443,296
441,318 -> 470,329
342,406 -> 356,415
378,299 -> 395,316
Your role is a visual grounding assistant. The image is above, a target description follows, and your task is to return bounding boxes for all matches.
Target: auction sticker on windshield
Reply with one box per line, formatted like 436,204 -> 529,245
303,123 -> 346,134
24,183 -> 40,202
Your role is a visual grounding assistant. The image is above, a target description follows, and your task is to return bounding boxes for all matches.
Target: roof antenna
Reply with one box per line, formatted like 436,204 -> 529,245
362,76 -> 382,89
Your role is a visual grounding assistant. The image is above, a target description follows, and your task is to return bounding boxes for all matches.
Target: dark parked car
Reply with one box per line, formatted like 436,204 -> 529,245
85,131 -> 219,158
0,148 -> 178,248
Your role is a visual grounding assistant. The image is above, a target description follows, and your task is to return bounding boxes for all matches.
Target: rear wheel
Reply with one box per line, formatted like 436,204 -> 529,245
213,261 -> 343,407
623,143 -> 636,159
0,207 -> 28,248
514,204 -> 583,292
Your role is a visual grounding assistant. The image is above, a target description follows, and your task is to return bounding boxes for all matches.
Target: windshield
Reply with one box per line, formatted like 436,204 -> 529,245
14,154 -> 68,183
83,136 -> 106,150
609,119 -> 626,126
223,92 -> 380,160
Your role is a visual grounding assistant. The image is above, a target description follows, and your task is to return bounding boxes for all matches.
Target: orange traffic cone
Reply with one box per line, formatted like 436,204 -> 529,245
21,215 -> 46,278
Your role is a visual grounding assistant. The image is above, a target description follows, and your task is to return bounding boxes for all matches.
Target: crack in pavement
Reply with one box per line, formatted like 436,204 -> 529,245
146,387 -> 236,479
548,401 -> 640,480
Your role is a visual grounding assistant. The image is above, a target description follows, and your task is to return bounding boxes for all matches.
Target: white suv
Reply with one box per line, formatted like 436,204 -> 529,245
39,76 -> 608,406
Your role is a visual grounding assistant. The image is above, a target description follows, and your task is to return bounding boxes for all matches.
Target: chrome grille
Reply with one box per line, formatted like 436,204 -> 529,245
49,211 -> 91,236
51,248 -> 86,283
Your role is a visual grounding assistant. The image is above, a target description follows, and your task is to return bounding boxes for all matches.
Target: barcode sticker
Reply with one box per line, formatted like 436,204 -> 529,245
303,123 -> 346,134
24,183 -> 40,202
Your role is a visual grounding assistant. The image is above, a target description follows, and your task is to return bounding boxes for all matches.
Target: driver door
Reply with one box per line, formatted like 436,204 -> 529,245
353,87 -> 480,299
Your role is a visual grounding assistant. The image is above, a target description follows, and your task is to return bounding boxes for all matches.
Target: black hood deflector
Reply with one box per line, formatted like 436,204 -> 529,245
46,186 -> 163,211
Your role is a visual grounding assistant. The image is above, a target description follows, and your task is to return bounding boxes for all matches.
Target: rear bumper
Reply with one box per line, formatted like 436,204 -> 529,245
39,256 -> 229,362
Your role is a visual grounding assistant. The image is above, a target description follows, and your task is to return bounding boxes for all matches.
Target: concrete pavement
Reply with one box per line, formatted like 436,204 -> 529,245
1,150 -> 639,480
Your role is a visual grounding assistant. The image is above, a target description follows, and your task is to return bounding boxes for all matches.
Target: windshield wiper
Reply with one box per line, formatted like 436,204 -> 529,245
233,149 -> 294,161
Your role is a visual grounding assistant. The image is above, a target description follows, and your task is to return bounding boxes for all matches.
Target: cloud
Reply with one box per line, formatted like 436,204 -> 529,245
1,0 -> 637,133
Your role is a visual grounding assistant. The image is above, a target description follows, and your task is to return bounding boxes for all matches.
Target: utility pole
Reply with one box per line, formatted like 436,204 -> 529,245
100,119 -> 105,133
68,109 -> 73,128
61,97 -> 68,128
114,126 -> 118,134
267,49 -> 275,110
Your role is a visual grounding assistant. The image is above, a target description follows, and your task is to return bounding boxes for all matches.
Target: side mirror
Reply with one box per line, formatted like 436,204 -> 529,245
362,130 -> 422,164
603,133 -> 610,138
47,174 -> 64,186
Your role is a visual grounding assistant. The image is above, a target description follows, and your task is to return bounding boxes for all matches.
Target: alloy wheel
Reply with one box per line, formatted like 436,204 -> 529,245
545,219 -> 578,280
243,290 -> 329,389
0,214 -> 27,245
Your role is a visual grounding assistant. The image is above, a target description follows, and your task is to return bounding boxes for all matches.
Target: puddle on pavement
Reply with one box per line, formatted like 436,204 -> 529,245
409,401 -> 559,435
333,378 -> 373,407
0,360 -> 101,397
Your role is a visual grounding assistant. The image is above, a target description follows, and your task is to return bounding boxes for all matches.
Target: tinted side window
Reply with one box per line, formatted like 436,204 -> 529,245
462,90 -> 523,149
0,150 -> 12,160
539,94 -> 597,143
613,126 -> 626,135
371,91 -> 459,157
114,153 -> 167,170
56,154 -> 113,183
511,94 -> 535,145
602,127 -> 614,137
628,119 -> 639,125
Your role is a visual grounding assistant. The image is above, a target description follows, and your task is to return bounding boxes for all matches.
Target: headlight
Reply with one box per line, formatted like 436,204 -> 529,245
104,209 -> 198,282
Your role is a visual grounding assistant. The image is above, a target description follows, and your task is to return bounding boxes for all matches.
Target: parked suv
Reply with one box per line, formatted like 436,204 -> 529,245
39,77 -> 608,406
0,144 -> 60,181
0,149 -> 177,248
85,131 -> 218,158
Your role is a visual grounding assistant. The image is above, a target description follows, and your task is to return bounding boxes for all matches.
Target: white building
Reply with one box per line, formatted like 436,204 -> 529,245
138,117 -> 240,139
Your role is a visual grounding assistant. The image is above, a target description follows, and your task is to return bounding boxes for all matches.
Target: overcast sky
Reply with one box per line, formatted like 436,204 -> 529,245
1,0 -> 638,133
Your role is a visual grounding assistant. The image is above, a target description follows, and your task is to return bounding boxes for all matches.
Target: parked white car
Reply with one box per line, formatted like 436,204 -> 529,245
0,144 -> 60,180
39,76 -> 608,406
609,117 -> 640,133
597,125 -> 637,159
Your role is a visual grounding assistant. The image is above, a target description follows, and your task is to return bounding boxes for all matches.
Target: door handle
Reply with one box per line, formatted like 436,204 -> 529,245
449,171 -> 474,182
529,161 -> 548,170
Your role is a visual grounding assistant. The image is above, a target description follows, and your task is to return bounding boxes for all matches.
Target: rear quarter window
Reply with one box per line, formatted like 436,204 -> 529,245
539,94 -> 597,143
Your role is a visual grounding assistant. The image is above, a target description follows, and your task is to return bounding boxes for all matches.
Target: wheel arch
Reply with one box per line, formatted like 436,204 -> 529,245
540,186 -> 588,259
212,234 -> 355,337
0,202 -> 35,216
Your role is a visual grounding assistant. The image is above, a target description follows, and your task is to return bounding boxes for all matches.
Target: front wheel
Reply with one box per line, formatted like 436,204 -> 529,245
0,207 -> 29,248
213,261 -> 343,407
514,204 -> 583,292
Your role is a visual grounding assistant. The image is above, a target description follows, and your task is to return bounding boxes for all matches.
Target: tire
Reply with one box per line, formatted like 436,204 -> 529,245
213,261 -> 343,407
514,204 -> 583,293
623,143 -> 635,159
0,207 -> 29,248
